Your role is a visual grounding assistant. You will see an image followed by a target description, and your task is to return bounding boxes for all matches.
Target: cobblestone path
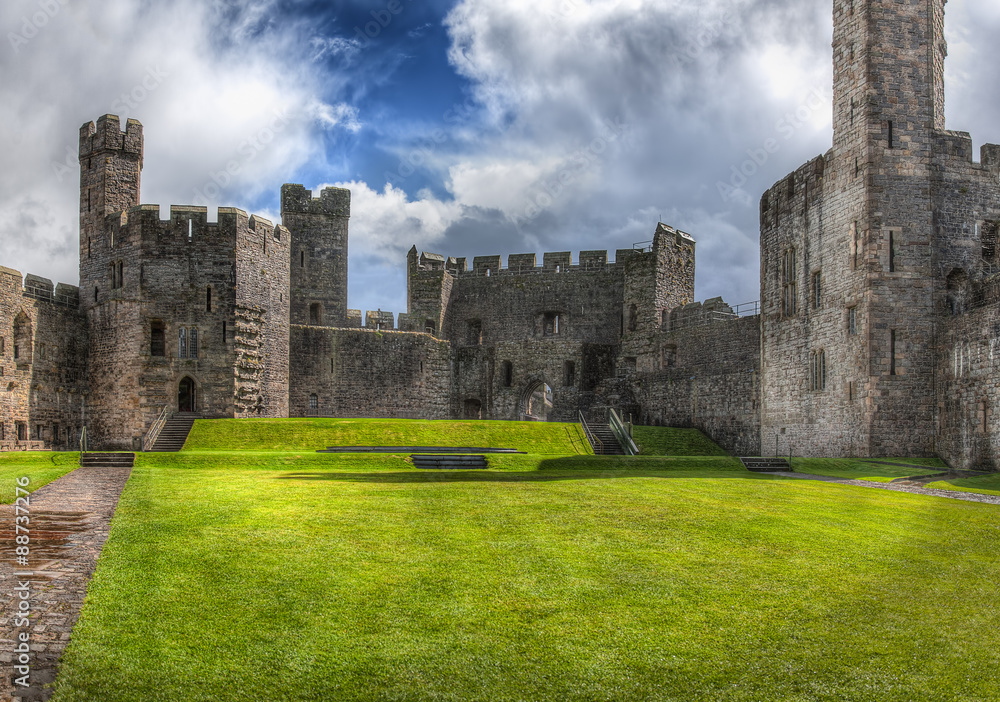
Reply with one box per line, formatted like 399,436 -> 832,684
0,466 -> 131,702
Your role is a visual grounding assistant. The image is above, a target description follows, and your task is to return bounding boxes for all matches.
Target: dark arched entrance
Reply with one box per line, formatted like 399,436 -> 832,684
178,377 -> 196,413
518,380 -> 552,421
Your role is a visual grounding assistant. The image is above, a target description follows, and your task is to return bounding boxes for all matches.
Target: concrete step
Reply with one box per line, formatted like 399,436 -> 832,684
80,452 -> 135,468
411,455 -> 489,470
740,457 -> 791,472
149,414 -> 200,452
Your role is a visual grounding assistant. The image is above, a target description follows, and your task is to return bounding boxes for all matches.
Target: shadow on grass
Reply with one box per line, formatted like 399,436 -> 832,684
276,455 -> 758,484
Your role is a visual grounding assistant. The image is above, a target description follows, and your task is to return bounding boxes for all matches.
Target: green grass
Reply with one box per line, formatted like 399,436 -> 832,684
632,426 -> 729,456
790,457 -> 947,483
186,418 -> 591,454
0,452 -> 79,503
53,449 -> 1000,702
926,472 -> 1000,497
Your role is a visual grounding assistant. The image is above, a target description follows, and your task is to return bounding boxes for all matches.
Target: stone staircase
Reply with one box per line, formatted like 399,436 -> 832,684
411,454 -> 489,470
148,412 -> 200,452
79,452 -> 135,468
740,457 -> 791,472
588,425 -> 626,455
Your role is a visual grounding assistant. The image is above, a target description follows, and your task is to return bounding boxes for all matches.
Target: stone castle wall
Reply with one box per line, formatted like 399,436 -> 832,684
289,326 -> 450,419
0,268 -> 88,451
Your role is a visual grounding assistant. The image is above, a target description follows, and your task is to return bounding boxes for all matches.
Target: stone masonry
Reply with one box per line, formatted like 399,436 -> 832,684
1,0 -> 998,466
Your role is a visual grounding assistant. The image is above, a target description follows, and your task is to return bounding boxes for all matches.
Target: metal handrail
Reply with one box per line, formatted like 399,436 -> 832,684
608,408 -> 639,456
579,411 -> 604,455
80,426 -> 88,454
142,405 -> 170,452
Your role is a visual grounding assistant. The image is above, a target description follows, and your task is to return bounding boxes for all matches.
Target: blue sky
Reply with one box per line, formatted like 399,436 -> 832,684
2,0 -> 999,318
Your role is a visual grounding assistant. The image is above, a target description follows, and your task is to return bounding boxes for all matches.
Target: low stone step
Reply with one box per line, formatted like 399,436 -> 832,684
740,457 -> 791,472
411,455 -> 489,470
80,452 -> 136,468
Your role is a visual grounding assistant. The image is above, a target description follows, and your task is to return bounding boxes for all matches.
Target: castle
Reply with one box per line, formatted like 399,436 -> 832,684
1,0 -> 998,470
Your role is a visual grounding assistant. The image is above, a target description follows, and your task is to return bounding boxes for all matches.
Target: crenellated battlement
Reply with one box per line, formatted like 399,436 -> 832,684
101,204 -> 288,249
281,184 -> 351,217
0,269 -> 80,308
79,114 -> 143,159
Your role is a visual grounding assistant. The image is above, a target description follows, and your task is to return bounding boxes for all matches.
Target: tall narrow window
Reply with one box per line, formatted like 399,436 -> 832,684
890,330 -> 897,375
782,249 -> 798,317
887,120 -> 894,149
848,307 -> 857,335
0,337 -> 4,354
309,303 -> 322,325
189,328 -> 199,359
809,350 -> 827,391
118,261 -> 124,288
467,319 -> 483,345
150,320 -> 165,357
888,230 -> 896,272
501,361 -> 513,388
309,394 -> 319,412
206,287 -> 212,312
179,328 -> 187,359
564,361 -> 576,387
188,219 -> 193,242
850,222 -> 860,270
812,272 -> 822,309
301,251 -> 305,267
222,322 -> 227,343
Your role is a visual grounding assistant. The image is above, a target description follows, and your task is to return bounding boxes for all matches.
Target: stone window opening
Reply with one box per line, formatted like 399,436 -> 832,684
848,381 -> 855,403
189,328 -> 199,359
424,319 -> 436,335
979,401 -> 988,433
887,120 -> 894,149
848,307 -> 857,335
812,272 -> 822,309
0,423 -> 4,441
309,393 -> 319,413
300,251 -> 305,268
87,237 -> 91,258
206,287 -> 212,312
13,313 -> 31,366
188,219 -> 193,242
179,327 -> 187,359
118,261 -> 124,288
17,422 -> 26,442
564,361 -> 576,387
982,221 -> 999,261
782,249 -> 797,317
0,337 -> 4,355
468,319 -> 483,345
888,229 -> 897,272
501,361 -> 513,387
543,312 -> 561,336
850,221 -> 860,270
890,330 -> 897,375
419,360 -> 424,373
809,350 -> 826,391
309,303 -> 323,326
94,287 -> 99,303
222,322 -> 227,343
627,304 -> 638,332
662,344 -> 677,369
151,320 -> 165,357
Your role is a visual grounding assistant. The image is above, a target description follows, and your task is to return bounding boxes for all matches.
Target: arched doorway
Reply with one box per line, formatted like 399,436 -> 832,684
464,398 -> 482,419
178,377 -> 197,413
518,380 -> 553,421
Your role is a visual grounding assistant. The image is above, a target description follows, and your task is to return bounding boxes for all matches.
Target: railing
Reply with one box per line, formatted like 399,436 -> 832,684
80,426 -> 88,454
579,411 -> 604,455
609,408 -> 639,456
142,405 -> 170,452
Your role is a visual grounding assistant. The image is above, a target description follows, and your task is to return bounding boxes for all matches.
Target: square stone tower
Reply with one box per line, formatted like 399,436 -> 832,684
760,0 -> 948,457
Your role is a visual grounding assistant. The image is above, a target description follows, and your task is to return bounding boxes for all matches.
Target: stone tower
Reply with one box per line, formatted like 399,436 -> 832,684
281,185 -> 350,327
759,0 -> 949,457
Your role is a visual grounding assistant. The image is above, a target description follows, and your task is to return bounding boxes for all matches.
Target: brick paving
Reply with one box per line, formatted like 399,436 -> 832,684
0,466 -> 131,702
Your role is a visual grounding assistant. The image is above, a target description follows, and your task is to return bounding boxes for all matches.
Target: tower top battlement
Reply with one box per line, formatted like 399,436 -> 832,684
79,114 -> 143,159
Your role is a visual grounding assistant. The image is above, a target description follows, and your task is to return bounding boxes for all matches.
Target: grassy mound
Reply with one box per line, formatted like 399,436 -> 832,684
185,418 -> 591,455
926,472 -> 1000,496
632,426 -> 729,456
0,452 -> 80,503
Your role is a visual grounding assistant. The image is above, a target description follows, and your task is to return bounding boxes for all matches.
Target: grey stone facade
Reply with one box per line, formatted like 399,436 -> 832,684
1,0 -> 998,465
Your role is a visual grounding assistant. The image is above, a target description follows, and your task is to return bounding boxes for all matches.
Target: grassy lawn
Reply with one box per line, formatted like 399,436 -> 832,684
789,457 -> 947,483
926,472 -> 1000,497
52,448 -> 1000,702
0,452 -> 79,503
187,418 -> 591,454
632,426 -> 728,456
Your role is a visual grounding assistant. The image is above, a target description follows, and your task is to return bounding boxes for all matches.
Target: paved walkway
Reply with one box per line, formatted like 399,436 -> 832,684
764,471 -> 1000,505
0,466 -> 131,702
